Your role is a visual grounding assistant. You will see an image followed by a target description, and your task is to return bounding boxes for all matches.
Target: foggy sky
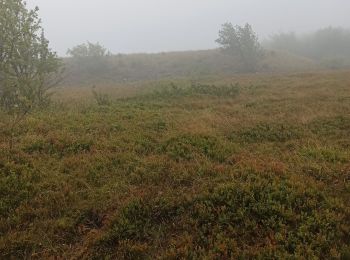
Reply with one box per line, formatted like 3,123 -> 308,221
26,0 -> 350,56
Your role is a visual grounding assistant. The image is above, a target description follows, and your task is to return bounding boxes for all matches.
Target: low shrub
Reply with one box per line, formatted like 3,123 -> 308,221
150,82 -> 240,99
300,146 -> 349,163
232,123 -> 302,143
95,171 -> 348,259
92,88 -> 111,106
24,139 -> 93,157
162,134 -> 233,162
308,116 -> 350,137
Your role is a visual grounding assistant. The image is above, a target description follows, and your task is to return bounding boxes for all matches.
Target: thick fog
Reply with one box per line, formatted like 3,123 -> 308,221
26,0 -> 350,56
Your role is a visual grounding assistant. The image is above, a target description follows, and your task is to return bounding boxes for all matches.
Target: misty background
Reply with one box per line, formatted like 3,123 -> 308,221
26,0 -> 350,56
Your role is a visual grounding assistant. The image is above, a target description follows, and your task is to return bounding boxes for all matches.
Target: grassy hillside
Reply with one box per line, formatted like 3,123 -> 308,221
63,49 -> 321,87
1,71 -> 350,258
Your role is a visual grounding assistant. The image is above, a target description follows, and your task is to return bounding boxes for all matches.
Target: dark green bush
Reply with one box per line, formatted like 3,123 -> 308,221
233,123 -> 302,143
24,139 -> 93,157
189,82 -> 240,97
149,82 -> 240,99
162,134 -> 233,162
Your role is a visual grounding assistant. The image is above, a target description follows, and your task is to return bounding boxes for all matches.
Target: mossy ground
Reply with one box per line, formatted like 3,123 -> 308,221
0,71 -> 349,259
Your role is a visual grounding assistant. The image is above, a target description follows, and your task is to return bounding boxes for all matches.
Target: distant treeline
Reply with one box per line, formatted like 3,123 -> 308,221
62,27 -> 350,86
265,27 -> 350,68
63,49 -> 244,86
62,49 -> 318,86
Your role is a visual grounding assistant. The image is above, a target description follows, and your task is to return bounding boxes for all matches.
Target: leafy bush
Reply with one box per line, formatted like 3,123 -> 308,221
216,23 -> 263,72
